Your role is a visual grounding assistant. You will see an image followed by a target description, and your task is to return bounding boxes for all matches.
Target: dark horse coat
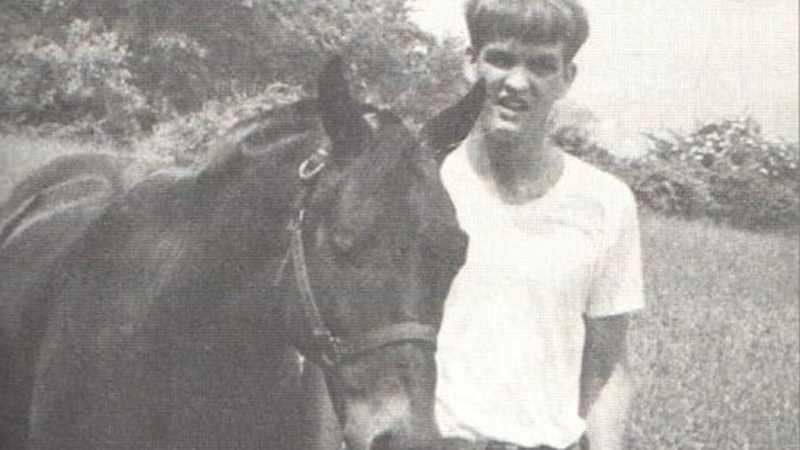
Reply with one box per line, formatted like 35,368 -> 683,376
0,58 -> 485,450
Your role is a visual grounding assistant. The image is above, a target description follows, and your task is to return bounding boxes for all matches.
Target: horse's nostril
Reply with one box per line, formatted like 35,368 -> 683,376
369,431 -> 397,450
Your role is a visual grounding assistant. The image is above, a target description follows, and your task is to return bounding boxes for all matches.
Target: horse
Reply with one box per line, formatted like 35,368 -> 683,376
0,153 -> 132,449
0,151 -> 177,449
0,56 -> 485,450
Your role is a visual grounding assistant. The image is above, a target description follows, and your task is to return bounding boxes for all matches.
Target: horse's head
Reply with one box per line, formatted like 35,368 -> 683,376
275,57 -> 485,450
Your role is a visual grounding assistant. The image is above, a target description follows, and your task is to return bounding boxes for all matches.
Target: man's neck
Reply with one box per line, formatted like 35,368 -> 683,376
466,129 -> 565,205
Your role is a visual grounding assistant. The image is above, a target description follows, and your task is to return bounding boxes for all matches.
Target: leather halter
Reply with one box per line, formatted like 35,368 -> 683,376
274,147 -> 438,372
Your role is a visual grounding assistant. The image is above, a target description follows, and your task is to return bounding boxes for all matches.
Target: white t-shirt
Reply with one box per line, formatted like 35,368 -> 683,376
435,144 -> 645,449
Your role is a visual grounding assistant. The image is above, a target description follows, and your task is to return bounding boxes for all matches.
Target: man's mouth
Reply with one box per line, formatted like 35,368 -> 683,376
495,96 -> 530,113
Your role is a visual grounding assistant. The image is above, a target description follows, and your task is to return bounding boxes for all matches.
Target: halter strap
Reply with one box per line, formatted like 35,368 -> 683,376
273,148 -> 437,371
333,322 -> 437,363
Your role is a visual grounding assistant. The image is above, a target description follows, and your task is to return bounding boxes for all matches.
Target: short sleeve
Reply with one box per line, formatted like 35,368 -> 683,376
585,186 -> 645,317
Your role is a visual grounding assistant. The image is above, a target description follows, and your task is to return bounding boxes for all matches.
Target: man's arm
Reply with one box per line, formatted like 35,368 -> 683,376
579,313 -> 634,450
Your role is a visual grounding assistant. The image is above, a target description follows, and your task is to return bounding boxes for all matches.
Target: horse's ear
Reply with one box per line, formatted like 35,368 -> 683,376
421,79 -> 486,161
318,55 -> 369,155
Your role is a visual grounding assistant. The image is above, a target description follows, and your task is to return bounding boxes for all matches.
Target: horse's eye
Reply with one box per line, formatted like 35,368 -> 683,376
330,228 -> 358,255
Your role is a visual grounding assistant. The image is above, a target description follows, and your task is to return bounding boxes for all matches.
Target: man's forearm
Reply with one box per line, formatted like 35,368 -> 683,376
579,314 -> 634,450
580,362 -> 634,450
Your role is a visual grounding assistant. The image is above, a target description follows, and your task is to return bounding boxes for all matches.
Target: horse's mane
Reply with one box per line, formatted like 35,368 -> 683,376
197,98 -> 322,182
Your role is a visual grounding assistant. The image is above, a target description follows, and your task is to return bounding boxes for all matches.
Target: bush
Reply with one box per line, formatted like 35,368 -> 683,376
638,118 -> 798,230
554,117 -> 798,231
385,36 -> 468,126
137,83 -> 305,165
132,32 -> 212,114
0,1 -> 459,136
0,19 -> 152,144
551,124 -> 619,170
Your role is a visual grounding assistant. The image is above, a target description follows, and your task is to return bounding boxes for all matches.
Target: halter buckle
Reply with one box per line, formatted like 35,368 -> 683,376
298,147 -> 329,180
287,209 -> 305,231
314,330 -> 344,367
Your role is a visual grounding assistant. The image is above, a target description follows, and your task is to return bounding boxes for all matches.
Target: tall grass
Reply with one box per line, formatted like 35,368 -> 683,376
629,214 -> 799,449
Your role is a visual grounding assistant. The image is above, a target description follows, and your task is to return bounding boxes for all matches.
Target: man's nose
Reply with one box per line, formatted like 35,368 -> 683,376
503,66 -> 533,93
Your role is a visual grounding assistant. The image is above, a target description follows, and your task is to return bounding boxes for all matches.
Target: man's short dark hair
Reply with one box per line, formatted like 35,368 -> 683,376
466,0 -> 589,62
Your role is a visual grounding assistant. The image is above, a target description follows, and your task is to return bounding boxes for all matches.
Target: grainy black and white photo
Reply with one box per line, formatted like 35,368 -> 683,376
0,1 -> 797,449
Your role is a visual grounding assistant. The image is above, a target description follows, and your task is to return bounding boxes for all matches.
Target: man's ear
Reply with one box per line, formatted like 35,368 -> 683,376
560,62 -> 578,98
464,47 -> 479,84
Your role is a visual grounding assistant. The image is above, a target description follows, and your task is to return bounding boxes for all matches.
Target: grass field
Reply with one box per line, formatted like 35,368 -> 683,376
629,215 -> 799,449
1,135 -> 798,449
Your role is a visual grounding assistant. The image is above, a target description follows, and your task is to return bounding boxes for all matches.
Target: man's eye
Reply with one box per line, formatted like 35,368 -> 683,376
527,58 -> 559,75
485,52 -> 515,68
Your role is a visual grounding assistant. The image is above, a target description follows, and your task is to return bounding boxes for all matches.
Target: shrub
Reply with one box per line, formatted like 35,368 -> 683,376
0,0 -> 459,137
132,32 -> 211,114
638,117 -> 798,230
554,117 -> 798,231
0,19 -> 151,144
551,124 -> 620,171
138,83 -> 305,165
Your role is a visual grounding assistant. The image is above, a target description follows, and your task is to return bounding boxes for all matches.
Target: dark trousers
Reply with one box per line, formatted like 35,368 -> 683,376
484,436 -> 587,450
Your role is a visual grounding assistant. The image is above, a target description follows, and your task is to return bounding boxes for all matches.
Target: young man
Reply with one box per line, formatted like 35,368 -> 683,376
434,1 -> 644,450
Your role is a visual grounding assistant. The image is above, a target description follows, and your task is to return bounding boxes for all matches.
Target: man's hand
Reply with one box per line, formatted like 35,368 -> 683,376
579,314 -> 635,450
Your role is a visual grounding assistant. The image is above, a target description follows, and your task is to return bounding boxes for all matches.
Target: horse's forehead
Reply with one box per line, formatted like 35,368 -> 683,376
345,117 -> 416,183
414,172 -> 458,224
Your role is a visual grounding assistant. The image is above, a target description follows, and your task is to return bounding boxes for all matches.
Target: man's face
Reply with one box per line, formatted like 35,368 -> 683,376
466,39 -> 576,144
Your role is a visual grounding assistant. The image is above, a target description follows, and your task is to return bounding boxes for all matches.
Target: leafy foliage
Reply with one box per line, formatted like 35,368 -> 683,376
0,0 -> 465,134
554,117 -> 799,231
137,83 -> 305,165
0,19 -> 151,143
636,117 -> 798,230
